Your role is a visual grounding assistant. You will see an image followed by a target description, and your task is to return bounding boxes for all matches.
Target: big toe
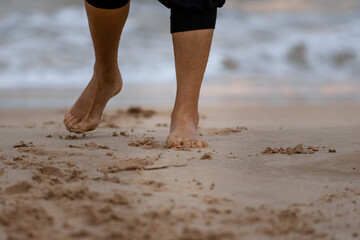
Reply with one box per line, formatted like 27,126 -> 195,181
69,122 -> 84,133
71,121 -> 97,133
63,112 -> 73,125
67,117 -> 81,130
64,113 -> 79,128
166,136 -> 180,148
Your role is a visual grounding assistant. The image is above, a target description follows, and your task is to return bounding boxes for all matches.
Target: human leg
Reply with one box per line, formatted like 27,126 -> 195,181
166,6 -> 219,148
167,29 -> 214,148
64,0 -> 129,133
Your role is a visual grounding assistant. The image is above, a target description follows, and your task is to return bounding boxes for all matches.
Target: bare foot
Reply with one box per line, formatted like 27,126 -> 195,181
63,71 -> 122,133
166,111 -> 208,148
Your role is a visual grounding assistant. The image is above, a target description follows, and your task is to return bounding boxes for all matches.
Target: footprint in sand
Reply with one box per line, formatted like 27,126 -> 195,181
128,137 -> 164,150
4,181 -> 32,194
206,126 -> 248,136
39,166 -> 64,178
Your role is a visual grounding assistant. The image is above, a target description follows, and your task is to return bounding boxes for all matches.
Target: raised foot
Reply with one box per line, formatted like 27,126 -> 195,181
63,72 -> 122,133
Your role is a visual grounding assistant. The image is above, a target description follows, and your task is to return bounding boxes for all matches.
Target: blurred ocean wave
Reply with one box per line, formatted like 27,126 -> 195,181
0,0 -> 359,93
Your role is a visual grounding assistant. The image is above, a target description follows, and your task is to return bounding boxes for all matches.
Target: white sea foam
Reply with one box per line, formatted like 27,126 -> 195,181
0,2 -> 359,89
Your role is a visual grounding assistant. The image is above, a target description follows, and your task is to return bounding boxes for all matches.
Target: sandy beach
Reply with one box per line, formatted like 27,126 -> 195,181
0,103 -> 359,239
1,0 -> 360,239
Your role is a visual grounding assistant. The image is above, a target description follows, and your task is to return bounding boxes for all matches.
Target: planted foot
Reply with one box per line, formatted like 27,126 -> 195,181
166,111 -> 208,148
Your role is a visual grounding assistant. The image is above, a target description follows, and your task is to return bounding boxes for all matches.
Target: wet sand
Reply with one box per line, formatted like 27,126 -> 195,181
0,103 -> 359,239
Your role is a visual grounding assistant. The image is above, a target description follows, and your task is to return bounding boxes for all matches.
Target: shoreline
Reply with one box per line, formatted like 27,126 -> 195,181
1,79 -> 360,109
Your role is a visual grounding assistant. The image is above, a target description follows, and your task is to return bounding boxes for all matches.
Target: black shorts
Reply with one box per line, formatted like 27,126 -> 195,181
85,0 -> 225,33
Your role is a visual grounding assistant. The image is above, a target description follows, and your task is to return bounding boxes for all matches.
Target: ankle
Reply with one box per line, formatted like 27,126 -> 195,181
92,65 -> 121,86
171,107 -> 199,126
93,62 -> 120,77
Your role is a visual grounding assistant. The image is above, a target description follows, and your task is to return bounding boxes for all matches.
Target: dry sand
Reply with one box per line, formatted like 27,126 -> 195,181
0,103 -> 359,240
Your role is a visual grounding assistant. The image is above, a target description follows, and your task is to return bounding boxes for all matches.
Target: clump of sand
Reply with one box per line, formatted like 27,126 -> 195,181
200,152 -> 213,160
68,142 -> 110,150
128,137 -> 164,150
44,186 -> 99,201
99,157 -> 155,173
13,141 -> 34,148
127,106 -> 156,118
262,144 -> 322,155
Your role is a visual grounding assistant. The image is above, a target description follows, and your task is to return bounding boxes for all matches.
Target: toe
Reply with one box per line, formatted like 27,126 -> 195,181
70,123 -> 84,133
190,139 -> 198,148
68,117 -> 81,129
171,140 -> 180,147
169,140 -> 180,148
182,138 -> 191,147
63,112 -> 72,125
195,140 -> 203,148
64,114 -> 76,128
166,137 -> 180,148
71,120 -> 97,133
86,122 -> 98,132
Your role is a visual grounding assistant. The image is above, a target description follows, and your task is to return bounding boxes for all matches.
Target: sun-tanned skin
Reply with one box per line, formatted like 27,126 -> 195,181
64,2 -> 128,133
64,1 -> 214,148
166,30 -> 213,148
